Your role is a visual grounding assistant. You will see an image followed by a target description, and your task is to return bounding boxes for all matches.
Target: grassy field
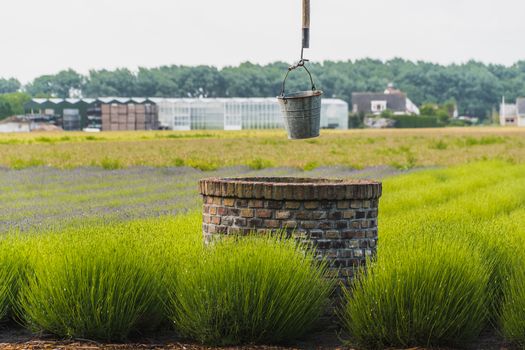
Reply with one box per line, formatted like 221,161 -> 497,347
0,127 -> 524,170
0,160 -> 524,348
1,128 -> 525,348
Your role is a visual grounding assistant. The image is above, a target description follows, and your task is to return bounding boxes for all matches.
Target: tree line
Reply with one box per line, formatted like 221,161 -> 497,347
2,58 -> 525,120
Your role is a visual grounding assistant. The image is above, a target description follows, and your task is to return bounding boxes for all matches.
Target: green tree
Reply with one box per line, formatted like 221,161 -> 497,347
26,69 -> 84,98
0,100 -> 13,120
0,78 -> 21,94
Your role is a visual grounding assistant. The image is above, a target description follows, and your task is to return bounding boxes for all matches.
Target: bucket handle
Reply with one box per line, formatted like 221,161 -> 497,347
280,59 -> 316,97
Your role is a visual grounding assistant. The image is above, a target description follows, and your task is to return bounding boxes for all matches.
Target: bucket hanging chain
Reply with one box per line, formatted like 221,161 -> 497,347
279,0 -> 315,97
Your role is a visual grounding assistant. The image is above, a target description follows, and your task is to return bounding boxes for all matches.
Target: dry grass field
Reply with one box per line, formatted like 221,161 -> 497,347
0,127 -> 523,170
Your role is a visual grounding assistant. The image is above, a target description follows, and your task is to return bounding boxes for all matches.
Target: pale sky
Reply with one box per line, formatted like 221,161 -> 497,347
1,0 -> 524,82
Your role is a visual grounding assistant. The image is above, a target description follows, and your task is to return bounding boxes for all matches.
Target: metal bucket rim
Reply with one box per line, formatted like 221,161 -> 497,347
277,90 -> 323,100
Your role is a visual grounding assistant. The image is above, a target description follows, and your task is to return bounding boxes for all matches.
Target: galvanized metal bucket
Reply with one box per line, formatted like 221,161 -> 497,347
277,62 -> 323,140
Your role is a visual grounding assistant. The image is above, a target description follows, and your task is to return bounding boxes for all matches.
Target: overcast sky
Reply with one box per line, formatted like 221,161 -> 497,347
1,0 -> 524,82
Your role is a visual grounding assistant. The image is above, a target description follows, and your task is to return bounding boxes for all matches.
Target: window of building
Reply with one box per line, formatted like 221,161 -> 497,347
371,101 -> 387,113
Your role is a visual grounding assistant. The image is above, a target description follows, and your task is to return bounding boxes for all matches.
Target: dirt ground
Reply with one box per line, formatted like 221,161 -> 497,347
0,326 -> 513,350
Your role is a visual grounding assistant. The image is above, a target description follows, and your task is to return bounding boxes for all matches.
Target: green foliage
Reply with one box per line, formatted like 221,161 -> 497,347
18,215 -> 201,341
21,58 -> 525,119
9,157 -> 45,170
391,115 -> 439,128
303,161 -> 320,171
342,241 -> 489,349
0,78 -> 21,94
0,237 -> 27,320
247,157 -> 274,170
26,69 -> 84,98
501,258 -> 525,346
341,161 -> 525,349
0,92 -> 31,119
0,100 -> 13,120
99,157 -> 122,170
166,236 -> 333,345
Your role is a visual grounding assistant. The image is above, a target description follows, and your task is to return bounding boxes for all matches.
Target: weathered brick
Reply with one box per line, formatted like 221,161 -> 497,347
247,218 -> 263,227
216,226 -> 228,234
319,221 -> 333,229
223,198 -> 235,207
228,208 -> 240,216
222,217 -> 233,226
301,221 -> 318,229
207,224 -> 216,234
264,220 -> 281,229
295,211 -> 312,220
228,227 -> 242,235
325,230 -> 340,239
316,240 -> 331,249
240,209 -> 254,218
266,200 -> 282,209
350,200 -> 361,209
337,201 -> 350,209
217,206 -> 228,216
212,197 -> 222,205
328,211 -> 342,220
354,230 -> 366,238
343,210 -> 355,219
355,211 -> 366,219
203,205 -> 210,214
283,220 -> 298,229
351,221 -> 361,229
304,201 -> 319,209
346,240 -> 360,249
206,196 -> 213,204
363,200 -> 371,208
331,240 -> 346,249
209,206 -> 217,215
367,209 -> 378,218
275,210 -> 291,219
292,230 -> 308,239
338,249 -> 353,258
236,199 -> 249,208
256,209 -> 273,219
211,216 -> 221,225
366,229 -> 377,238
248,200 -> 264,208
320,201 -> 333,209
341,230 -> 354,239
285,201 -> 301,209
310,230 -> 324,239
203,215 -> 211,224
234,217 -> 247,226
336,221 -> 348,229
311,211 -> 327,220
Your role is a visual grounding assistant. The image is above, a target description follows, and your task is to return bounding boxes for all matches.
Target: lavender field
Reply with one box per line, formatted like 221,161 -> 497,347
0,165 -> 407,232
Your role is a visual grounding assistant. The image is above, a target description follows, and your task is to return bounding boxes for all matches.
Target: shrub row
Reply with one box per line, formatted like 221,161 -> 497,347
341,161 -> 525,349
0,214 -> 333,344
2,161 -> 525,348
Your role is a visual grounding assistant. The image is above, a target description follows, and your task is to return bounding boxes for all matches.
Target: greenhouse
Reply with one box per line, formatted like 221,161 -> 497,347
151,98 -> 349,131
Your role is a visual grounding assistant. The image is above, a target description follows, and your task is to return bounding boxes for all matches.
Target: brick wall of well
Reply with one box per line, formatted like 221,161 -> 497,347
199,177 -> 382,285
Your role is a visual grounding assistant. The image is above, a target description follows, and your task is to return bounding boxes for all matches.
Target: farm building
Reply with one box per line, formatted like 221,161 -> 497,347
25,98 -> 96,131
352,84 -> 420,116
99,98 -> 158,131
151,98 -> 349,131
25,97 -> 348,131
500,97 -> 525,127
24,98 -> 158,131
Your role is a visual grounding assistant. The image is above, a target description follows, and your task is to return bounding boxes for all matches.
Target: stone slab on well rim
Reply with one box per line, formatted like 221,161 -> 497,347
199,177 -> 382,201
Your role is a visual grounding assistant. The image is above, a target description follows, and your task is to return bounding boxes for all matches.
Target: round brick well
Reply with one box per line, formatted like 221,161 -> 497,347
199,177 -> 382,286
